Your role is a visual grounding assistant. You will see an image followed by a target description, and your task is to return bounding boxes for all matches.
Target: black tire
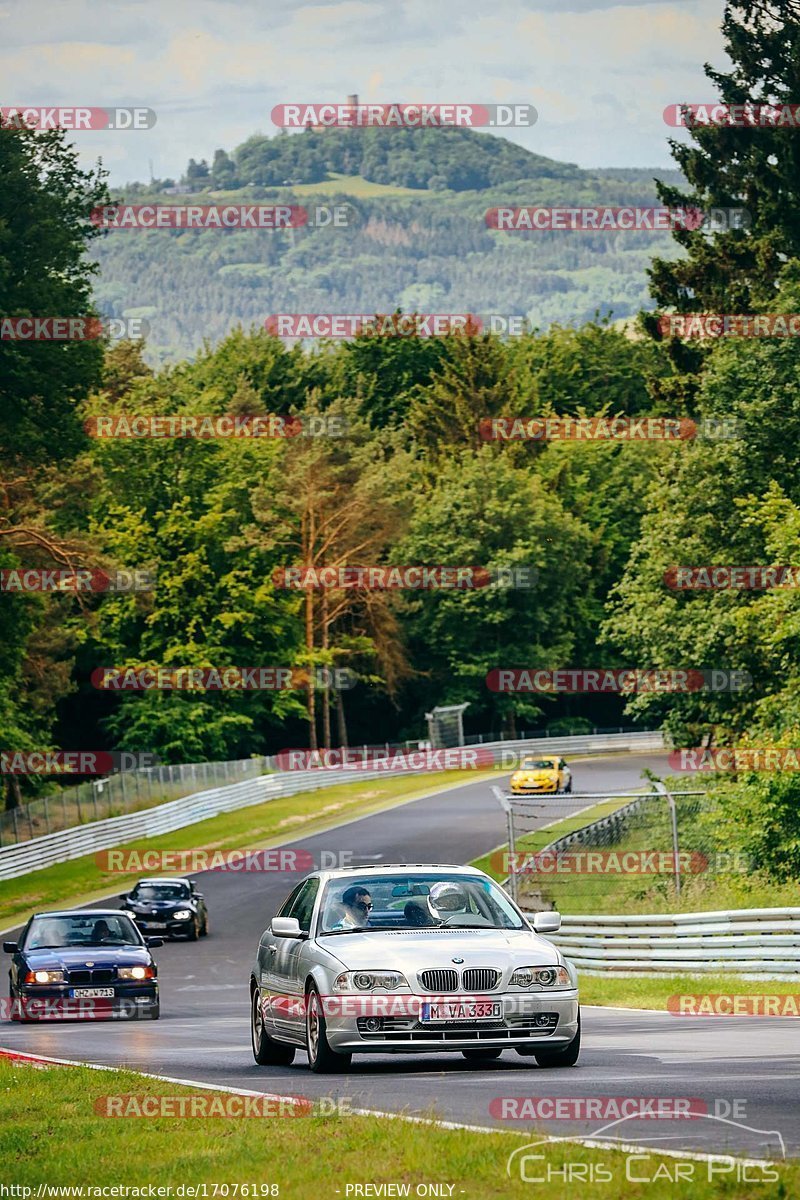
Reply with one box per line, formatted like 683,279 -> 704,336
565,782 -> 573,794
147,1002 -> 160,1020
305,982 -> 351,1074
251,986 -> 295,1066
200,913 -> 209,937
187,917 -> 199,941
530,1012 -> 581,1068
461,1049 -> 502,1062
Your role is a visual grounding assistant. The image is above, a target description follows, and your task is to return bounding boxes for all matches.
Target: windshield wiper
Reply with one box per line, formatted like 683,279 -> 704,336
437,916 -> 508,929
320,925 -> 395,936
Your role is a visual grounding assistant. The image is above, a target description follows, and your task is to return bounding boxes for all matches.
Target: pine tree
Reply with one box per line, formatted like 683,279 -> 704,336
648,0 -> 800,320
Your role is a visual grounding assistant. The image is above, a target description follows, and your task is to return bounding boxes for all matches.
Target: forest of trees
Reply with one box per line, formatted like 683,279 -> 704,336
2,0 -> 800,881
98,132 -> 684,363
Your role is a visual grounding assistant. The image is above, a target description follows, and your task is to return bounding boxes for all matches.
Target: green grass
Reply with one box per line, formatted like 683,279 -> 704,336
472,790 -> 800,916
472,797 -> 628,882
0,769 -> 494,929
201,173 -> 428,199
1,1059 -> 793,1192
265,172 -> 429,198
579,972 -> 800,1010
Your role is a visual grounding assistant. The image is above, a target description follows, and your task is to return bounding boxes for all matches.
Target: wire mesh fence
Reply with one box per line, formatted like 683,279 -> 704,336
0,757 -> 266,847
492,784 -> 720,915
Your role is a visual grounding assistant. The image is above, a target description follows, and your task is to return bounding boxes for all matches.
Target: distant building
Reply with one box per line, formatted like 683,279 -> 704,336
306,94 -> 359,133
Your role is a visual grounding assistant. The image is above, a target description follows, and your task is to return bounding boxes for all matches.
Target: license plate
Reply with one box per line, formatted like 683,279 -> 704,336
144,923 -> 167,929
420,1000 -> 502,1022
71,987 -> 115,998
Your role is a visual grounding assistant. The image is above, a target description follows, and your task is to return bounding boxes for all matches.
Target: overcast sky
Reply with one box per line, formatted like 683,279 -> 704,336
3,0 -> 728,185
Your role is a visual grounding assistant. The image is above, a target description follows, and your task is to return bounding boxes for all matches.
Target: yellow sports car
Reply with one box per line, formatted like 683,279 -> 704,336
510,755 -> 572,795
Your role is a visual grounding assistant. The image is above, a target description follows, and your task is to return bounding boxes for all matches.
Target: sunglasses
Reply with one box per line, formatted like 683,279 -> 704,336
355,901 -> 373,911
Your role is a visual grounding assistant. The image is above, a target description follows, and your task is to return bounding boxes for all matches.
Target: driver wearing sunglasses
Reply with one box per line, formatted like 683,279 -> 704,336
332,885 -> 373,930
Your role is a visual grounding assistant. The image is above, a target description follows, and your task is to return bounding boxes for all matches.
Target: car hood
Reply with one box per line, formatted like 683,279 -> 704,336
127,900 -> 192,911
22,946 -> 151,969
317,927 -> 562,971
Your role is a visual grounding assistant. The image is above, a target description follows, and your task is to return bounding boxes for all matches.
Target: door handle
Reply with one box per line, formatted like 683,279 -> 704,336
267,944 -> 278,953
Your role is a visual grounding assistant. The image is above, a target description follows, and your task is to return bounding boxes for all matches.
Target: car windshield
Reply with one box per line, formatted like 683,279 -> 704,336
318,873 -> 525,934
132,884 -> 190,901
24,914 -> 142,950
520,758 -> 556,770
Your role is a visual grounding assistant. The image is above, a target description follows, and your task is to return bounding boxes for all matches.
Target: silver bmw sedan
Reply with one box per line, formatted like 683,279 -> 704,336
250,864 -> 580,1073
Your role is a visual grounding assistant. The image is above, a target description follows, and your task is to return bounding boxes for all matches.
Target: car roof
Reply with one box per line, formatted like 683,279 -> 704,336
309,863 -> 492,882
134,877 -> 191,885
32,909 -> 135,919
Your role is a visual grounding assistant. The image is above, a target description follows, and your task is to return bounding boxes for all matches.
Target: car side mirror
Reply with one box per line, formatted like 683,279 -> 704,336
533,912 -> 561,934
193,893 -> 204,900
119,893 -> 129,901
2,941 -> 18,954
146,937 -> 164,948
271,917 -> 304,939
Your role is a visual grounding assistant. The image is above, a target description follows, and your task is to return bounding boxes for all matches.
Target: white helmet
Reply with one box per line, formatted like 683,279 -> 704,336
428,881 -> 468,918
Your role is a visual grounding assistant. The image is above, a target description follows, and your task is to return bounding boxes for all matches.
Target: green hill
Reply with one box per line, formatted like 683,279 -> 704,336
95,126 -> 684,362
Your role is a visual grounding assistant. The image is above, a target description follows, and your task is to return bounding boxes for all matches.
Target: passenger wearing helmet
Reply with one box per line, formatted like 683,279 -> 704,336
427,881 -> 469,923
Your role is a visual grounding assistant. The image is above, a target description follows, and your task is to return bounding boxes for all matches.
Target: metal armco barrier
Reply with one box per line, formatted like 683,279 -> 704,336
0,767 -> 407,881
0,730 -> 664,881
546,909 -> 800,974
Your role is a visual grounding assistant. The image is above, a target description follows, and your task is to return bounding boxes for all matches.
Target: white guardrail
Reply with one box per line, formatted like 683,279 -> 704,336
0,730 -> 664,881
548,909 -> 800,974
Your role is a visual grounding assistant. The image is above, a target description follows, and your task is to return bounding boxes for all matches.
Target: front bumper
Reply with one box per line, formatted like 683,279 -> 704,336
322,990 -> 579,1053
511,781 -> 559,794
132,914 -> 193,937
12,983 -> 158,1021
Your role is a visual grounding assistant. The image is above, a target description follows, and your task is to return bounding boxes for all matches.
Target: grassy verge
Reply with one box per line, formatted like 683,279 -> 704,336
0,769 -> 495,930
473,797 -> 624,882
472,790 -> 800,914
579,972 -> 800,1010
1,1059 -> 793,1193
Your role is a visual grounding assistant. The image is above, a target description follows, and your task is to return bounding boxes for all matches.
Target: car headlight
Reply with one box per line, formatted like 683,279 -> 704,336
173,910 -> 192,920
118,966 -> 153,980
27,969 -> 66,984
332,971 -> 408,991
511,966 -> 570,989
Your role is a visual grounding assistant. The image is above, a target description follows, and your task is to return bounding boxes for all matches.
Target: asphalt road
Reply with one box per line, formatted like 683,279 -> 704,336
3,753 -> 797,1160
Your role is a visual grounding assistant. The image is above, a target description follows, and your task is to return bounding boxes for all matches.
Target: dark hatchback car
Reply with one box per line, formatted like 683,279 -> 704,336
4,909 -> 161,1021
120,877 -> 209,940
